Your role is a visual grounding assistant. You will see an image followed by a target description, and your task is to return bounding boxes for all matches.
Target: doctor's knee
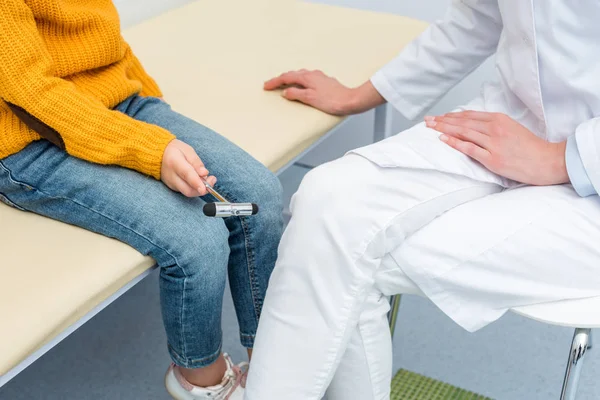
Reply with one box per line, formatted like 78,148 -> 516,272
290,156 -> 365,218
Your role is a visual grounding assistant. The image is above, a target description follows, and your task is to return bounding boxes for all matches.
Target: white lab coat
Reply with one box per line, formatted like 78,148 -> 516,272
361,0 -> 600,194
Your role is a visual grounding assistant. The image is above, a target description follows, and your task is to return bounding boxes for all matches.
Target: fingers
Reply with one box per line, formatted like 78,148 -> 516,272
264,69 -> 328,91
264,70 -> 309,90
174,158 -> 208,196
439,134 -> 491,164
162,139 -> 220,198
438,110 -> 495,121
170,145 -> 208,196
180,144 -> 209,178
167,172 -> 199,198
426,119 -> 490,148
205,175 -> 217,187
282,87 -> 317,106
178,143 -> 220,195
426,116 -> 490,135
263,76 -> 287,90
178,148 -> 217,195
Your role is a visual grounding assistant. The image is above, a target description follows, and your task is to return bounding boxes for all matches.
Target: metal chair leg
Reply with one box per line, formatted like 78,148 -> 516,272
388,295 -> 402,338
560,328 -> 591,400
587,330 -> 593,350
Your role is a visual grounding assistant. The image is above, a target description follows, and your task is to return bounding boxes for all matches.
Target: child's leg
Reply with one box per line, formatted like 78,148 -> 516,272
0,141 -> 230,382
121,96 -> 284,358
0,95 -> 283,389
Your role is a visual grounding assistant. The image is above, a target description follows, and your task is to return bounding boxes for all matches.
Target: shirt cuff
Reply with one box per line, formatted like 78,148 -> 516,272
566,135 -> 597,197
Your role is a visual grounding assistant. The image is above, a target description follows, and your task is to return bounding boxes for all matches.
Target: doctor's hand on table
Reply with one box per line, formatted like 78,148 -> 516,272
264,69 -> 386,116
425,111 -> 570,187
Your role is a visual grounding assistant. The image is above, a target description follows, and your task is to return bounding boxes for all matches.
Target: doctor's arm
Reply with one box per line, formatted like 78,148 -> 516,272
264,0 -> 503,118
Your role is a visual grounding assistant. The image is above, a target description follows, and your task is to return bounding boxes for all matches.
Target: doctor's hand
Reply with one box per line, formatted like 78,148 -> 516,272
161,139 -> 217,197
426,111 -> 570,186
264,70 -> 385,116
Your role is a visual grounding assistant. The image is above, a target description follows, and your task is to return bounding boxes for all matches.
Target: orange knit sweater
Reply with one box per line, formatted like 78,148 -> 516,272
0,0 -> 176,179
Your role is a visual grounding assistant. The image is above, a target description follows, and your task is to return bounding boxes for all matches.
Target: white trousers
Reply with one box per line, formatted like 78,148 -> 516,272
244,122 -> 600,400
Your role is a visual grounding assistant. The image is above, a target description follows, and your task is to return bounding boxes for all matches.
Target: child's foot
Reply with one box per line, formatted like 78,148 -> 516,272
165,353 -> 248,400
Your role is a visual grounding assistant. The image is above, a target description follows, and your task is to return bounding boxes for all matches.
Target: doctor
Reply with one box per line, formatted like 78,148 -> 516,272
245,1 -> 600,399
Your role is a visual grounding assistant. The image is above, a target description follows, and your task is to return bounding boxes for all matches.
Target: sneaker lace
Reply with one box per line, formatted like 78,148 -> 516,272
222,355 -> 249,400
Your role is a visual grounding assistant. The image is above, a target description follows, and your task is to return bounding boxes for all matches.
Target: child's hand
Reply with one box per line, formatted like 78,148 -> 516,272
161,139 -> 217,197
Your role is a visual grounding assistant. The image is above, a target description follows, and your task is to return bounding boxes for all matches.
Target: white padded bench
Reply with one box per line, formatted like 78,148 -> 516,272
0,0 -> 427,386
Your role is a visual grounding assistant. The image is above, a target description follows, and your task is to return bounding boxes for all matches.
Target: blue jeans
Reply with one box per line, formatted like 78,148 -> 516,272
0,95 -> 284,368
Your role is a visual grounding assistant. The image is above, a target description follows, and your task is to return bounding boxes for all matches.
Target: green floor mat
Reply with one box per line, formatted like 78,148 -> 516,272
391,369 -> 493,400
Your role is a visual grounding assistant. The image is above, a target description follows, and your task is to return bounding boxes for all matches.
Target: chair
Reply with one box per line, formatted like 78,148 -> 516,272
387,294 -> 598,400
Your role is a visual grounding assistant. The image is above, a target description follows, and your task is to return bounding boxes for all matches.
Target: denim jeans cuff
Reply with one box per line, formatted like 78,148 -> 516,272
167,341 -> 222,369
240,332 -> 255,349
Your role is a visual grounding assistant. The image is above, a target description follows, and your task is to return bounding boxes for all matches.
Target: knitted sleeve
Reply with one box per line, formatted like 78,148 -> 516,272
0,0 -> 175,179
124,43 -> 164,98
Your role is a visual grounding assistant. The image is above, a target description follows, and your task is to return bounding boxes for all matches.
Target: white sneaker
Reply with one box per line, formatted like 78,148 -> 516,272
165,353 -> 248,400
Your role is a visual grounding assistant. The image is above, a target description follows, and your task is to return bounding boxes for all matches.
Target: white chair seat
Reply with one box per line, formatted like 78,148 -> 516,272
512,297 -> 600,328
